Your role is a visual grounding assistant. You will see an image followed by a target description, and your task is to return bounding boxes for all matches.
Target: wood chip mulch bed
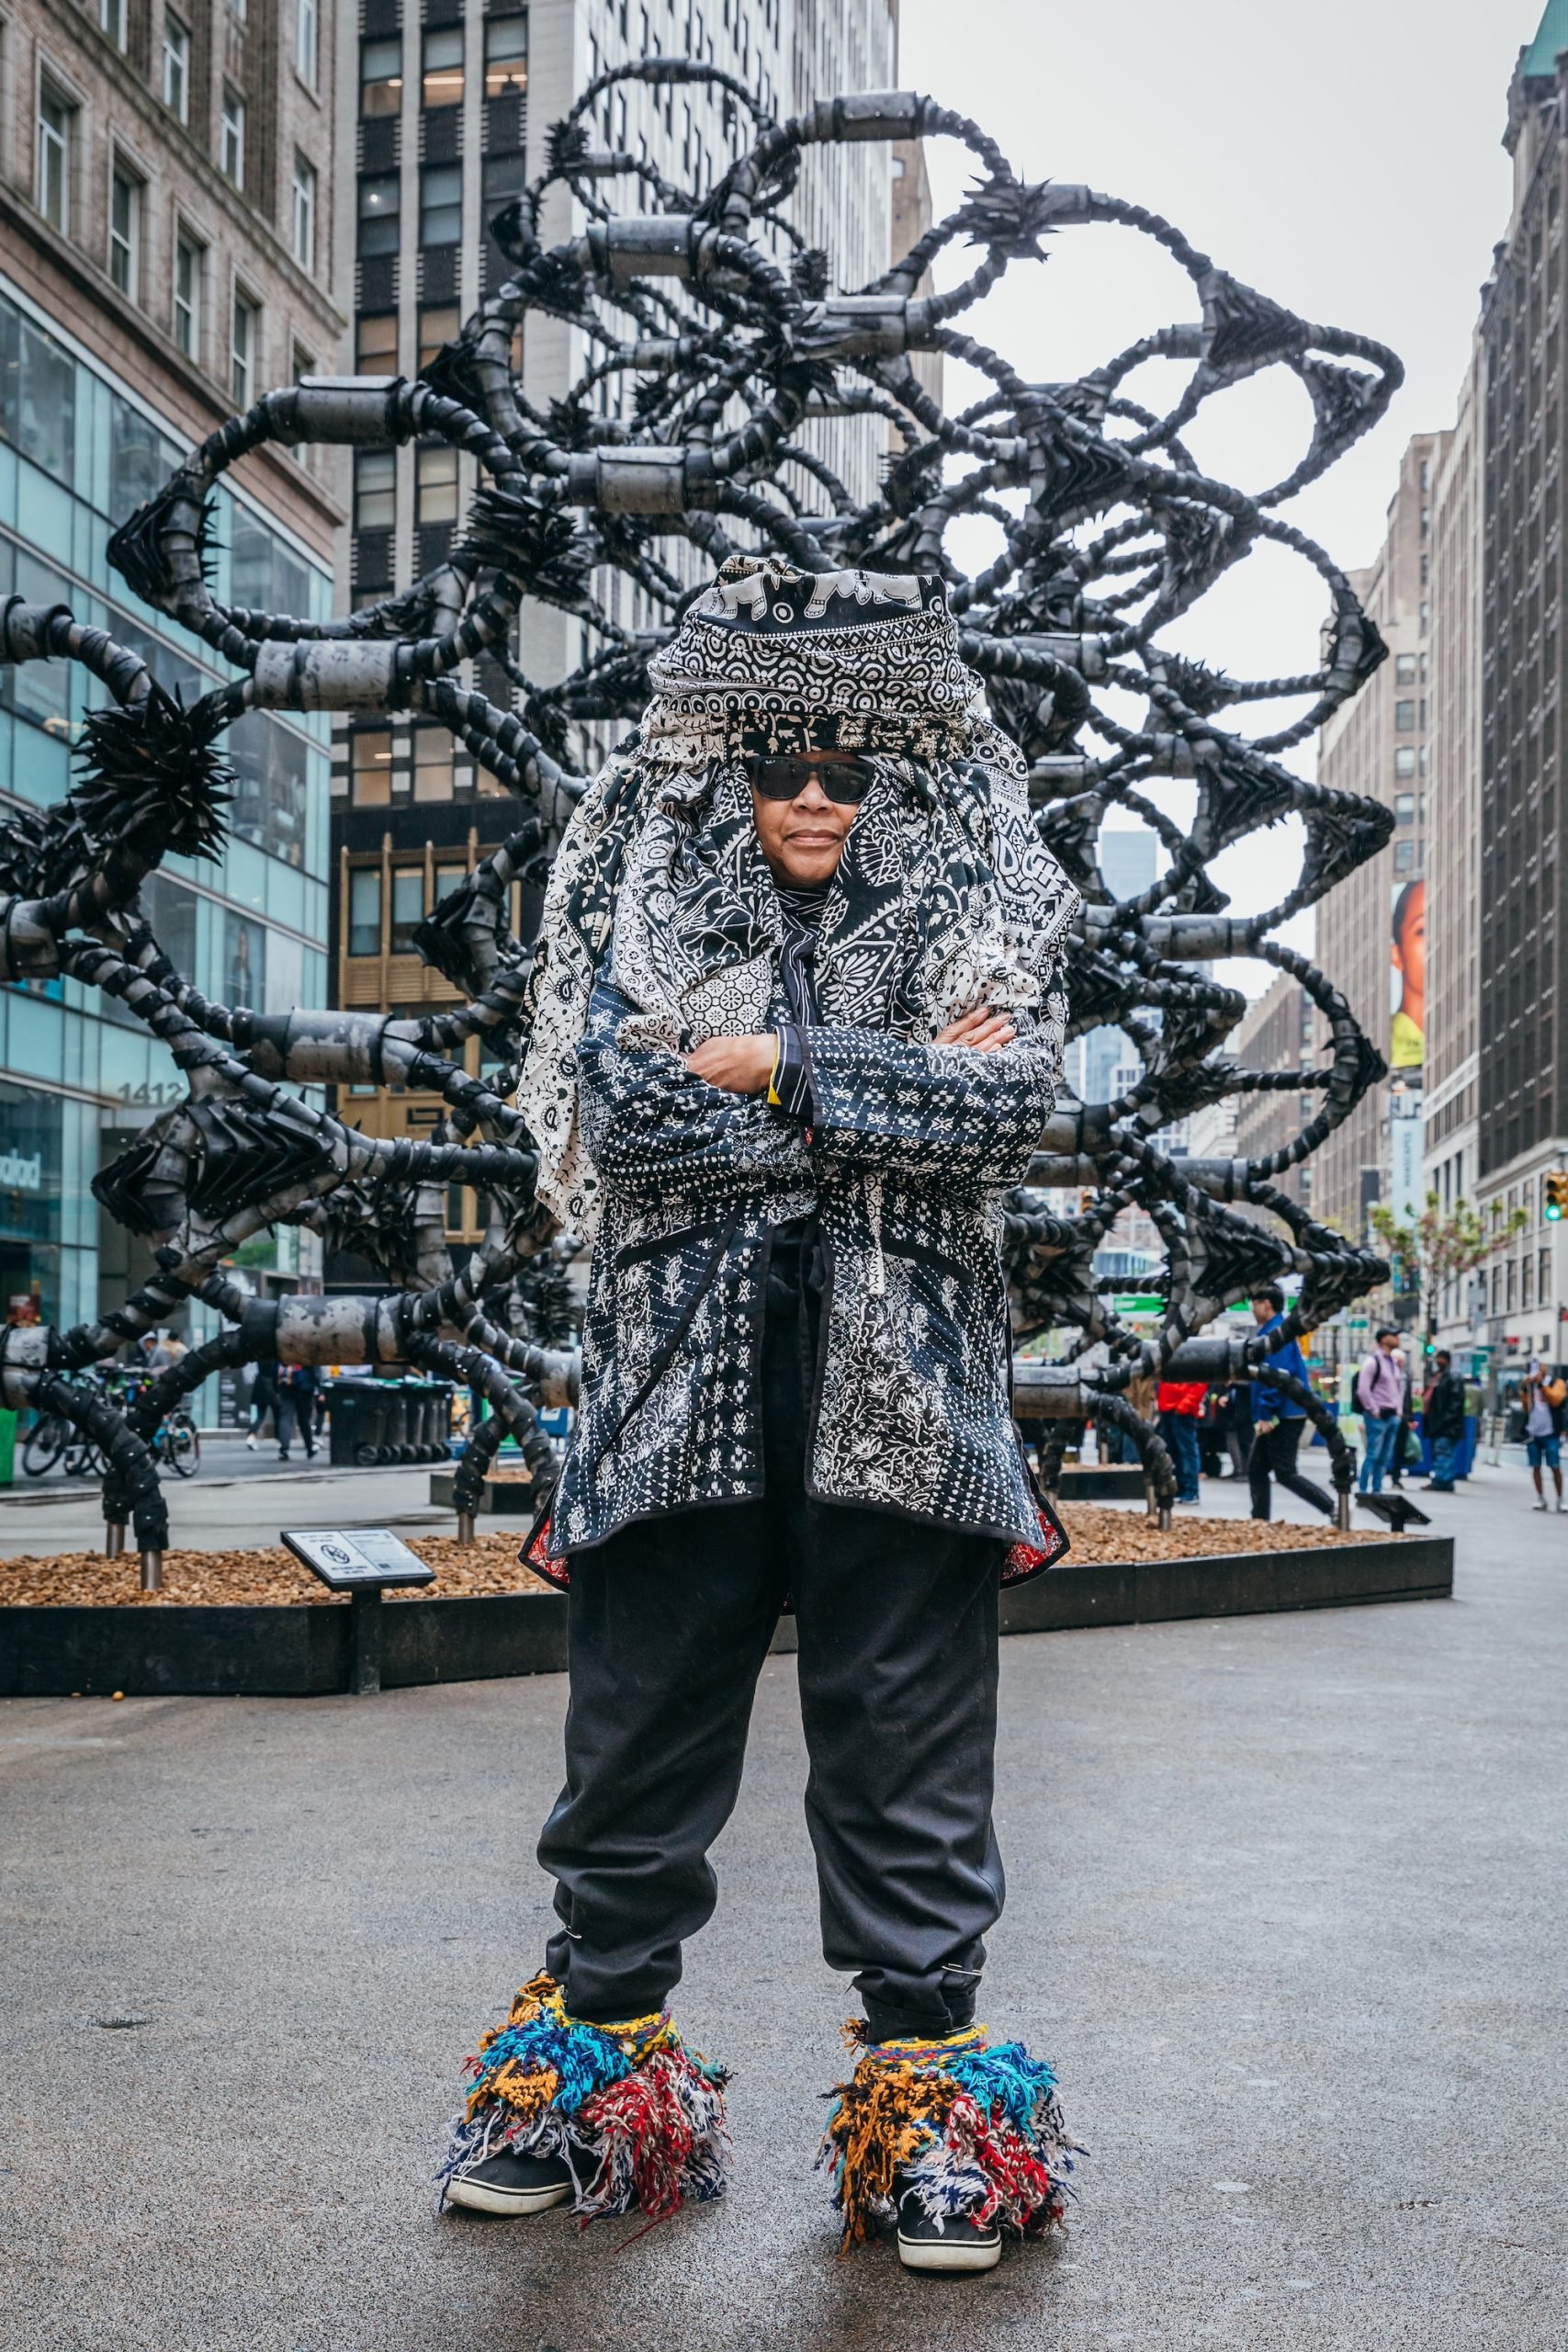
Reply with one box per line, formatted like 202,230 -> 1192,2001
0,1505 -> 1379,1609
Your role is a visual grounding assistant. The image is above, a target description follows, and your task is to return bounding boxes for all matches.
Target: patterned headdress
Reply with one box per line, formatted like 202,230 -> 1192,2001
640,559 -> 993,765
518,558 -> 1077,1238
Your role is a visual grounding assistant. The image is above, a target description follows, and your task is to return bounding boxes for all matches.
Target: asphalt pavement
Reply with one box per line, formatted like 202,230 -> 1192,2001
1,1457 -> 1564,2350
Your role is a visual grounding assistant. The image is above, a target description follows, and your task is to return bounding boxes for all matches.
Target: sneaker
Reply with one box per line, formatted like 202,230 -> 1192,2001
894,2177 -> 1001,2275
1535,1498 -> 1549,1511
244,1434 -> 257,1451
445,2149 -> 573,2218
1557,1500 -> 1566,1515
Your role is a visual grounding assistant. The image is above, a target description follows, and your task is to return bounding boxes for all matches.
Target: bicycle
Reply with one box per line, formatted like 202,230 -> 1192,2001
155,1408 -> 200,1477
21,1411 -> 68,1476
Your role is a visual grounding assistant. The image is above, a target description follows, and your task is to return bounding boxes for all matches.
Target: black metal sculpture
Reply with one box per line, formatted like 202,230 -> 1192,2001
0,66 -> 1397,1576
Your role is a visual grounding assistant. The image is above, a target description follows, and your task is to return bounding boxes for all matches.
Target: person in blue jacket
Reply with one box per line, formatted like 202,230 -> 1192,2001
1247,1284 -> 1335,1521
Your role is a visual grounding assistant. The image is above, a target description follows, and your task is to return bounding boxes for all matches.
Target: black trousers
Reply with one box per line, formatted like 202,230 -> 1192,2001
537,1227 -> 1006,2042
1248,1417 -> 1334,1521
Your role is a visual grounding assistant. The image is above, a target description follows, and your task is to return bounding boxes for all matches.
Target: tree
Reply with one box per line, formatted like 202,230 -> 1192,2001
1370,1191 -> 1529,1337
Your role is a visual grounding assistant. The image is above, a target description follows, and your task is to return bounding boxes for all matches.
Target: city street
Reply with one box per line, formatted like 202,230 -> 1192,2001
1,1463 -> 1562,2352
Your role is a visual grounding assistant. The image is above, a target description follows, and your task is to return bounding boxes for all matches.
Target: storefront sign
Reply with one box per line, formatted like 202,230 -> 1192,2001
0,1148 -> 42,1192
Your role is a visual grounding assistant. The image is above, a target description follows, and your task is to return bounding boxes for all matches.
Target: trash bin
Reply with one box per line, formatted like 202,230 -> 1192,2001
327,1381 -> 386,1468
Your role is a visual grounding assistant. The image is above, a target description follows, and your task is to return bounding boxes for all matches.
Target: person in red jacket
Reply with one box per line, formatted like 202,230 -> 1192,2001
1156,1378 -> 1206,1504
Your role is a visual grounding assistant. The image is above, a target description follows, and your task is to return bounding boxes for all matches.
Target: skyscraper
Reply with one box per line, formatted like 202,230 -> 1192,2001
1460,11 -> 1568,1367
0,0 -> 343,1347
1314,432 -> 1440,1246
1423,338 -> 1484,1351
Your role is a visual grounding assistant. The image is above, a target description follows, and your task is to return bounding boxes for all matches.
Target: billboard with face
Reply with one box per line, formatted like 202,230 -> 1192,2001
1391,877 -> 1425,1069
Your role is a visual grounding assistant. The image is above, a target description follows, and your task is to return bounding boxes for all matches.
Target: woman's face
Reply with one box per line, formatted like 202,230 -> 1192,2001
750,753 -> 863,888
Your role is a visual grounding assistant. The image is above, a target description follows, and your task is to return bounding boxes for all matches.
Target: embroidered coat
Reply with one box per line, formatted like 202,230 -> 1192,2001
541,786 -> 1072,1562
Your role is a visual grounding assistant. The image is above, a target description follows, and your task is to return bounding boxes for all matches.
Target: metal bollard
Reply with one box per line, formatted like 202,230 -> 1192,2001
457,1510 -> 476,1544
1336,1487 -> 1352,1532
140,1549 -> 164,1591
105,1523 -> 125,1558
1157,1502 -> 1173,1533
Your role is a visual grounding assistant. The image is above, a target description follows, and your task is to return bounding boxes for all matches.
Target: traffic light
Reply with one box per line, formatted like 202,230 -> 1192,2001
1547,1170 -> 1568,1222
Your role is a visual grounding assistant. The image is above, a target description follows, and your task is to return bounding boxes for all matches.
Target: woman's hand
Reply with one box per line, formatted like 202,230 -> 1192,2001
685,1034 -> 777,1095
934,1006 -> 1017,1054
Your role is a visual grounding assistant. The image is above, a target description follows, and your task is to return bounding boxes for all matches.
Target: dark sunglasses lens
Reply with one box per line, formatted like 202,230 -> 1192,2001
750,758 -> 874,803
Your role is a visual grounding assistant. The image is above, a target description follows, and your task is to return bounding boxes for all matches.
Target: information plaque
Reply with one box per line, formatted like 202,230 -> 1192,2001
282,1528 -> 435,1590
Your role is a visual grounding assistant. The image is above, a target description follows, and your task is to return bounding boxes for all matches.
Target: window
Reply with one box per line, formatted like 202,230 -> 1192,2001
99,0 -> 129,49
413,729 -> 455,800
484,16 -> 528,96
1393,698 -> 1416,730
164,13 -> 190,122
1541,1247 -> 1552,1306
389,868 -> 423,951
37,90 -> 72,233
354,448 -> 396,530
228,712 -> 308,866
356,312 -> 398,370
231,290 -> 258,407
422,27 -> 464,107
291,154 -> 317,270
417,304 -> 459,368
350,729 -> 392,806
348,868 -> 382,955
224,912 -> 265,1009
421,165 -> 462,246
415,443 -> 458,523
361,37 -> 402,116
480,153 -> 526,210
109,396 -> 170,514
1393,792 -> 1415,826
358,174 -> 400,256
1393,746 -> 1416,780
1394,651 -> 1416,684
434,860 -> 466,905
296,0 -> 319,86
174,234 -> 203,357
109,165 -> 141,298
1393,839 -> 1416,875
221,89 -> 246,188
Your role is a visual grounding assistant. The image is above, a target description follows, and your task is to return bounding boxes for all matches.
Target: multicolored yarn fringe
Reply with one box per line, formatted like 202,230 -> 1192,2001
817,2019 -> 1080,2250
439,1970 -> 730,2223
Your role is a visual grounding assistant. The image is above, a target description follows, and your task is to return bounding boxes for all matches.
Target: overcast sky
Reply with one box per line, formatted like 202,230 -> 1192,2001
896,0 -> 1531,981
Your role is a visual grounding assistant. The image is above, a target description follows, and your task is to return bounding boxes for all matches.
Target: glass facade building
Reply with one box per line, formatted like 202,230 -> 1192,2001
0,270 -> 333,1351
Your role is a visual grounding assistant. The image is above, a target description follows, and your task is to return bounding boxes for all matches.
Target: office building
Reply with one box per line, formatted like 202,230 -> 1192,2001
1459,10 -> 1568,1366
1423,338 -> 1485,1352
1230,972 -> 1314,1216
0,0 -> 343,1346
1314,431 -> 1441,1245
327,0 -> 907,1273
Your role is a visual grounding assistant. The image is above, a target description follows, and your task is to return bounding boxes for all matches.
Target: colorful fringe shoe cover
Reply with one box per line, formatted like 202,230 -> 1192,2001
439,1970 -> 730,2223
818,2020 -> 1080,2249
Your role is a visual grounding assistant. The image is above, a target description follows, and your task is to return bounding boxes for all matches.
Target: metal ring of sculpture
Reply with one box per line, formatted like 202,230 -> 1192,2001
0,63 -> 1397,1577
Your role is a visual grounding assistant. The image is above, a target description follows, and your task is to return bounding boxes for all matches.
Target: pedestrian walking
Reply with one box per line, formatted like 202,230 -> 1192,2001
437,560 -> 1081,2271
1355,1328 -> 1405,1495
244,1363 -> 279,1451
1421,1350 -> 1467,1492
1388,1338 -> 1415,1487
275,1363 -> 321,1463
1247,1284 -> 1335,1521
1156,1377 -> 1205,1502
1520,1358 -> 1566,1512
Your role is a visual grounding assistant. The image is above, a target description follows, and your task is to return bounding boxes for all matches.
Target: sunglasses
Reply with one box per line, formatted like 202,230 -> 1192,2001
745,754 -> 877,806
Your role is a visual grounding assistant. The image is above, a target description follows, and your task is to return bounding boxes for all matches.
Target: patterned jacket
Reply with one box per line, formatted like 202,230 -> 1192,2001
542,956 -> 1065,1563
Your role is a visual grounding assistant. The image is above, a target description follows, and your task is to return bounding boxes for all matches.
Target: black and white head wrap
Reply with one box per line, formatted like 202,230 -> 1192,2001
518,557 -> 1078,1239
